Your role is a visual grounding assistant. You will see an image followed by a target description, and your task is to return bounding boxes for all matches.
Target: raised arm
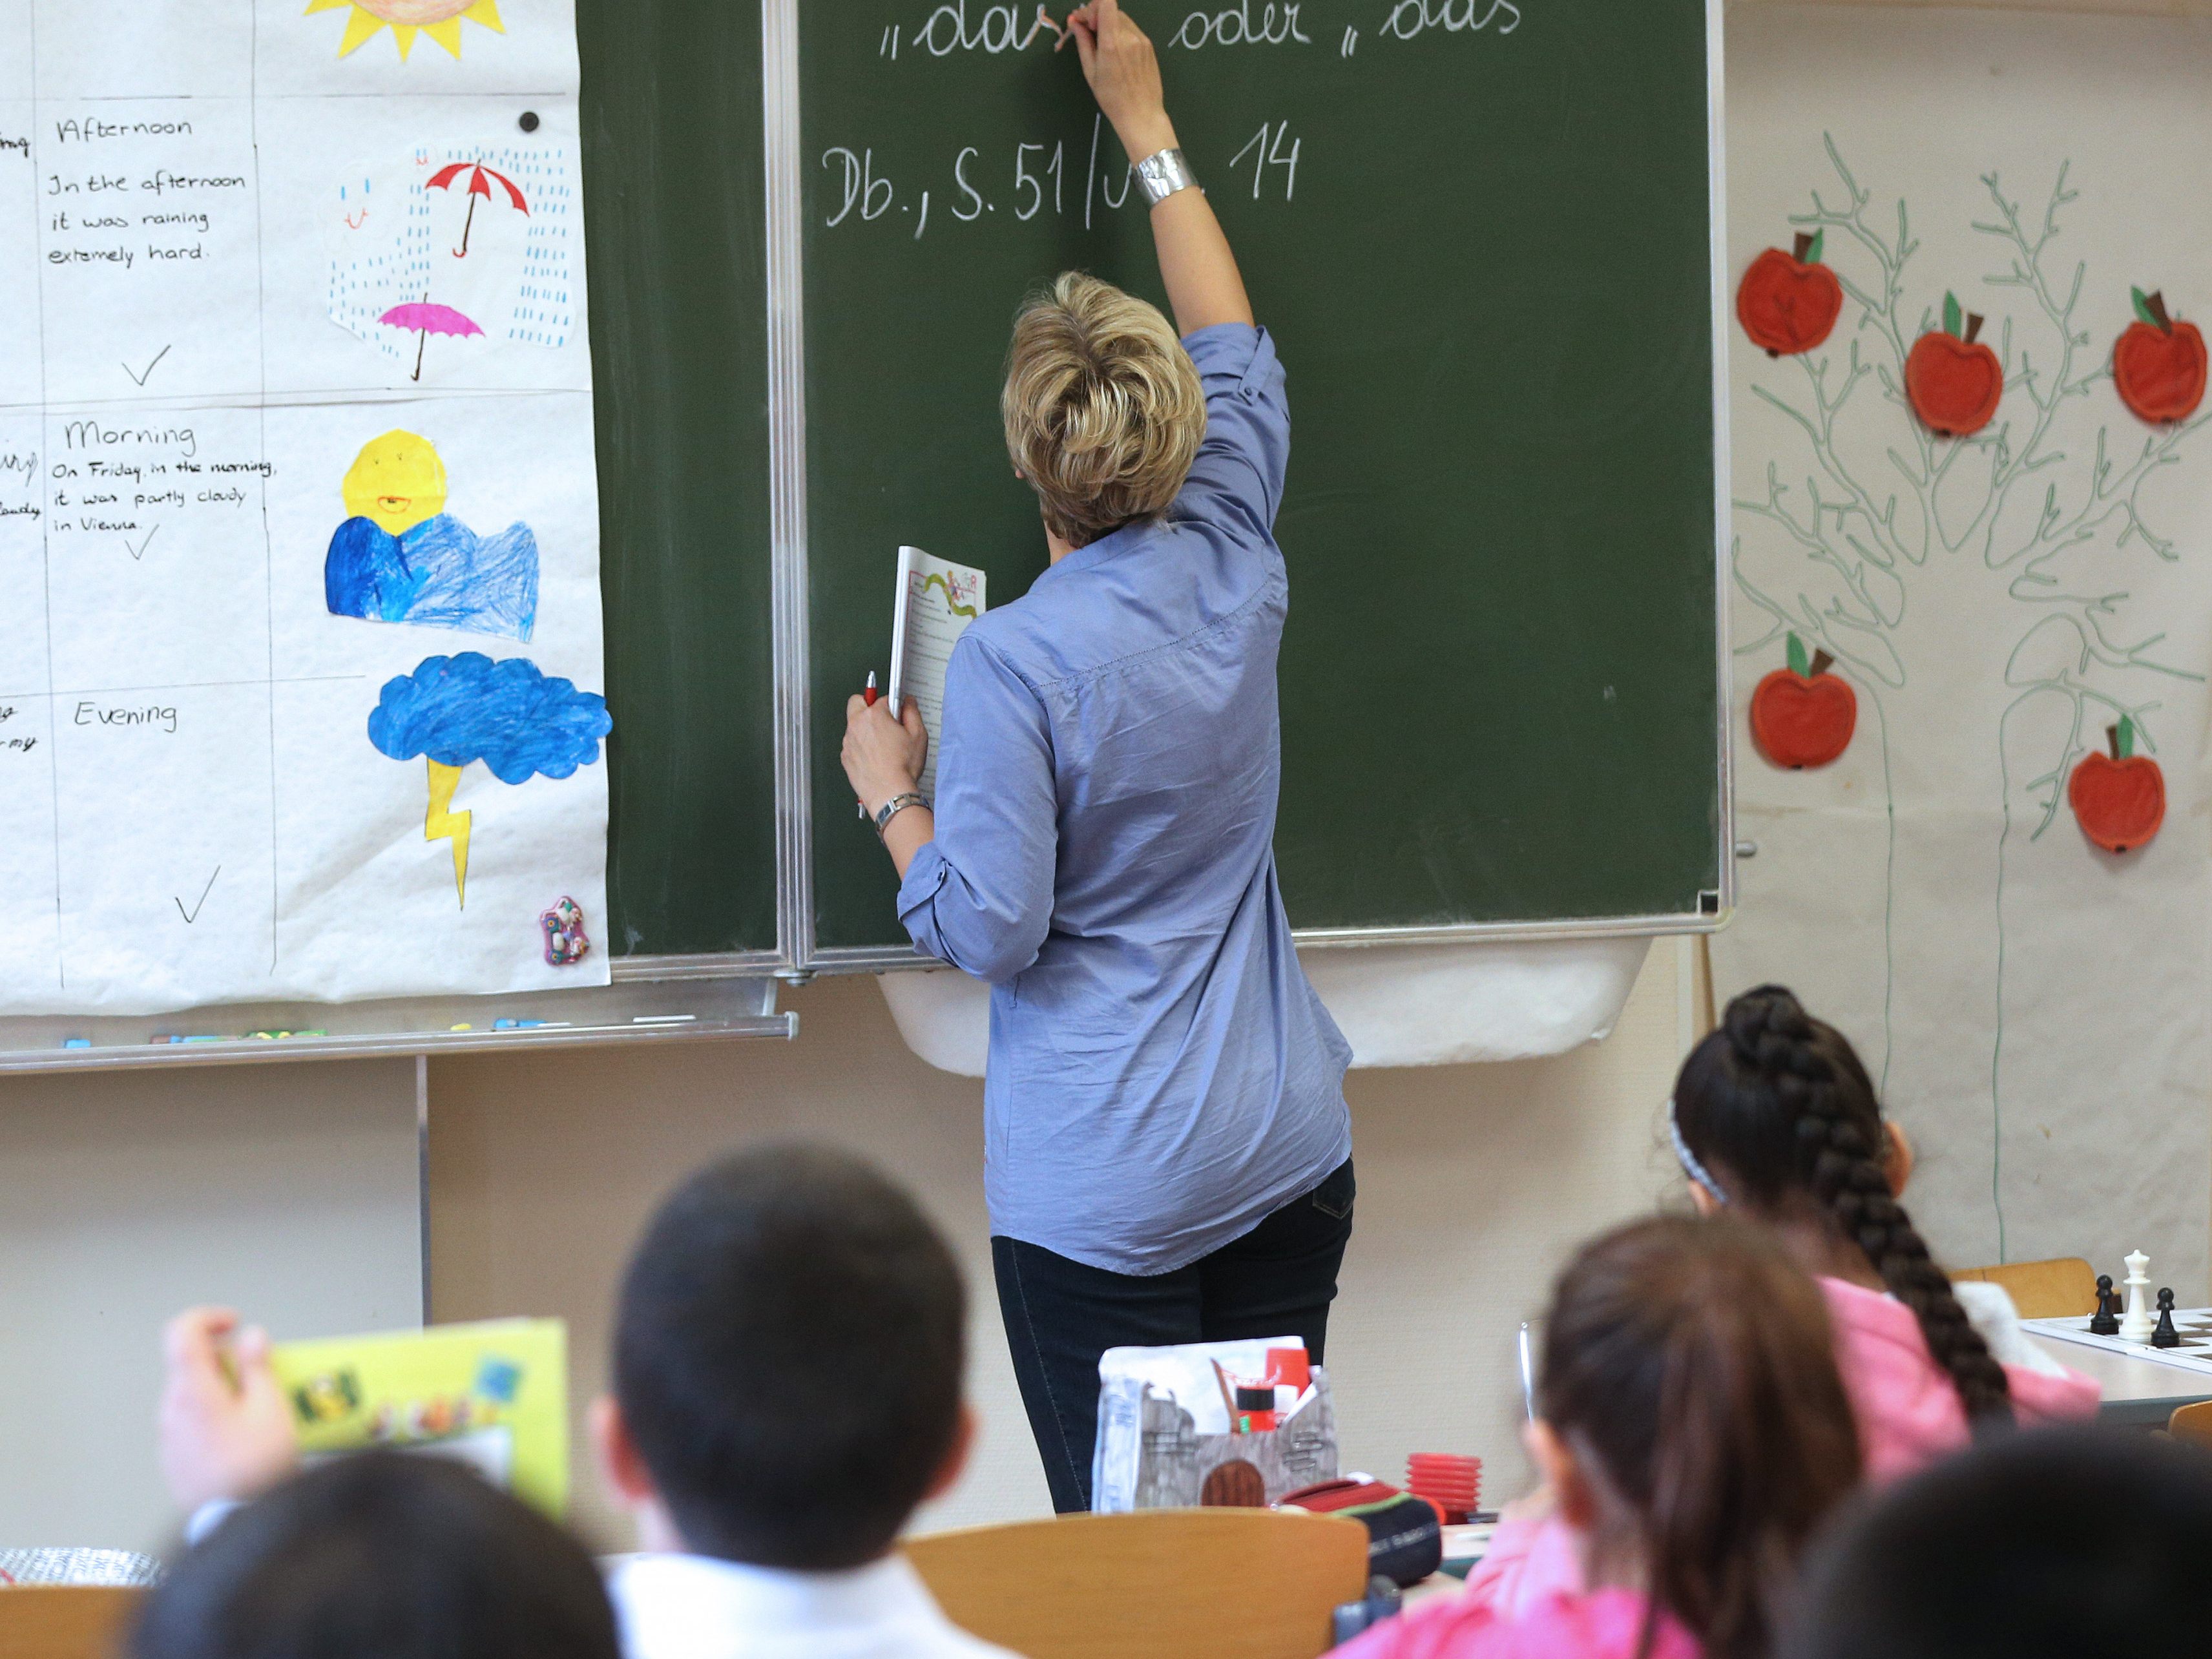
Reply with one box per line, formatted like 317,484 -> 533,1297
1067,1 -> 1253,335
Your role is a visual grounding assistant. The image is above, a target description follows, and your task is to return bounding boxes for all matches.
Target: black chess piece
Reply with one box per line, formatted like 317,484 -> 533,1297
2090,1275 -> 2120,1335
2153,1287 -> 2182,1350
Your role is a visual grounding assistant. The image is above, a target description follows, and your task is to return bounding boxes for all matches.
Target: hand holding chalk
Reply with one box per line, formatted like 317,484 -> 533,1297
1067,1 -> 1174,162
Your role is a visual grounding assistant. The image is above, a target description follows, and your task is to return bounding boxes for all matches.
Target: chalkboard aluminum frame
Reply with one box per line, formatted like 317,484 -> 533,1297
762,0 -> 1736,977
764,0 -> 815,976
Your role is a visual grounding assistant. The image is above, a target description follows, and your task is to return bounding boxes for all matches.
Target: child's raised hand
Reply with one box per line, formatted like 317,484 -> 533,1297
159,1306 -> 300,1515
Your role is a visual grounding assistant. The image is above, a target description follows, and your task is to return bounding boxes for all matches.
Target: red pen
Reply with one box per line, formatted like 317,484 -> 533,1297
858,673 -> 879,819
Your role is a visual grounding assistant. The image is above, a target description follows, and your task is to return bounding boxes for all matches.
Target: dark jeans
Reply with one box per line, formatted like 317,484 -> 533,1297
992,1157 -> 1356,1514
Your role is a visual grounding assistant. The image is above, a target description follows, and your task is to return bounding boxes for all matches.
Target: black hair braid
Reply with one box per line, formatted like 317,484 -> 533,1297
1726,987 -> 2014,1427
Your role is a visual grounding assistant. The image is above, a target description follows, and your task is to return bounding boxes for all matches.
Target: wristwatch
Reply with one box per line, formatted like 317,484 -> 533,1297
1134,147 -> 1200,207
872,791 -> 928,840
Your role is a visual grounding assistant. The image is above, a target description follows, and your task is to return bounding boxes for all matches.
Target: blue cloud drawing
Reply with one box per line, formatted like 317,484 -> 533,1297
368,654 -> 611,784
328,515 -> 539,642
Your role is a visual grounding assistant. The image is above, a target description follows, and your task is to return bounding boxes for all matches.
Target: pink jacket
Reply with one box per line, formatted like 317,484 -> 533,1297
1461,1275 -> 2101,1616
1819,1275 -> 2100,1482
1334,1589 -> 1697,1659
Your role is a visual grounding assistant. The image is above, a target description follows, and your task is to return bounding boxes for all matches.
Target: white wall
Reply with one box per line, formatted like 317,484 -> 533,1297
428,950 -> 1689,1548
0,1059 -> 422,1552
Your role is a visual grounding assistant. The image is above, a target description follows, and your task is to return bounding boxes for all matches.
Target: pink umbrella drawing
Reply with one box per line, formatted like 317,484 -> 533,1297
426,160 -> 529,258
380,300 -> 483,382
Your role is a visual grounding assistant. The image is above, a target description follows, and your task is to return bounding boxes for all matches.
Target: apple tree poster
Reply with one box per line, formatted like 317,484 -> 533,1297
1720,6 -> 2212,1295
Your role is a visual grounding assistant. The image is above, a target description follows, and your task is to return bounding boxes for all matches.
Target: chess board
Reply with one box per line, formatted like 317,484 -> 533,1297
2024,1309 -> 2212,1377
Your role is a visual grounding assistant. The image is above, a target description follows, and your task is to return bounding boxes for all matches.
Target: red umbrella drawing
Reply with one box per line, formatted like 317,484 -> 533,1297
379,300 -> 483,382
426,160 -> 529,258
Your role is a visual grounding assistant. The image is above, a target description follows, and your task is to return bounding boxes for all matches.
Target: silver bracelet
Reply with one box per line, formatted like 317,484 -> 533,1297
1134,147 -> 1199,207
871,791 -> 928,841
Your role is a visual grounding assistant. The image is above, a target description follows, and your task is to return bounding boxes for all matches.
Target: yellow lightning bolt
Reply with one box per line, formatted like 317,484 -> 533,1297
424,757 -> 472,906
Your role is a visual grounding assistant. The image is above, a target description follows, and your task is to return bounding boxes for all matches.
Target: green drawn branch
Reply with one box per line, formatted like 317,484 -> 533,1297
1733,539 -> 1905,690
1749,346 -> 1919,571
2001,412 -> 2212,570
1947,165 -> 2090,560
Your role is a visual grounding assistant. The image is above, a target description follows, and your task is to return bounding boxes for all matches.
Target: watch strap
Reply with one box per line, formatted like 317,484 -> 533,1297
872,791 -> 928,840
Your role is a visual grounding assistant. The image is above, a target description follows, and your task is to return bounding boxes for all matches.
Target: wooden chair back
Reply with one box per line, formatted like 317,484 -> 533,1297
0,1588 -> 141,1659
2169,1400 -> 2212,1448
904,1508 -> 1370,1659
1951,1257 -> 2099,1320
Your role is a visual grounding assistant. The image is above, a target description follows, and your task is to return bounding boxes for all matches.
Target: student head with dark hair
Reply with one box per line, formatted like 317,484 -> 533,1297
1339,1215 -> 1860,1659
1534,1215 -> 1861,1659
1670,986 -> 2098,1480
135,1453 -> 618,1659
1784,1425 -> 2212,1659
594,1142 -> 1016,1659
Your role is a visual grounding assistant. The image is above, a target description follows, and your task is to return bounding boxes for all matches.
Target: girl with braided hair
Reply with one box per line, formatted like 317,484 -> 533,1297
1669,985 -> 2096,1483
1457,986 -> 2099,1631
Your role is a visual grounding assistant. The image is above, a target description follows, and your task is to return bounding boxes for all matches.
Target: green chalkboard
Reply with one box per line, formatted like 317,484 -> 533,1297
580,0 -> 779,959
803,0 -> 1722,954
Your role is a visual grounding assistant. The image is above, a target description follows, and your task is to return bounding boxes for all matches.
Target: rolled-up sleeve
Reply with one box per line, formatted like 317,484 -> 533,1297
896,632 -> 1057,984
1176,322 -> 1290,534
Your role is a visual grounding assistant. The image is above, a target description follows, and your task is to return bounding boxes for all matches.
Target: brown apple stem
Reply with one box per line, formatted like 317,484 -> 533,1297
1964,313 -> 1986,346
2148,290 -> 2175,332
1793,231 -> 1815,262
1809,649 -> 1835,678
2109,724 -> 2122,760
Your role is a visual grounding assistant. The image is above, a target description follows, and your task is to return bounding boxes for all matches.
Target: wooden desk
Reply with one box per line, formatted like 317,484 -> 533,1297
2025,1331 -> 2212,1427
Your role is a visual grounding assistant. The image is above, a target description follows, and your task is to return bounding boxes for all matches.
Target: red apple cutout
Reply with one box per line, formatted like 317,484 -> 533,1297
1750,633 -> 1857,770
2114,287 -> 2207,424
2069,717 -> 2165,854
1738,231 -> 1844,357
1906,291 -> 2003,436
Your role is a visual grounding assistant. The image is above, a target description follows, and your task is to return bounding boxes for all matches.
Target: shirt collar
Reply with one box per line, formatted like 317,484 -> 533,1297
1032,513 -> 1163,585
607,1551 -> 946,1655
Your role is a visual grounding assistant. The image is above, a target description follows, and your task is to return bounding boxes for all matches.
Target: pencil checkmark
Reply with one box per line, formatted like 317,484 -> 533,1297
123,344 -> 172,386
175,866 -> 220,925
124,525 -> 160,561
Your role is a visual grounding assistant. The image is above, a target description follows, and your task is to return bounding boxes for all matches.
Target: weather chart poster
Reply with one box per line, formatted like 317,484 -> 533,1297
0,1 -> 611,1015
1720,8 -> 2212,1291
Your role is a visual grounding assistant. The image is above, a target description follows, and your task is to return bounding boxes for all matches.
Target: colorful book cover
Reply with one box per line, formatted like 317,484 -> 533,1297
271,1319 -> 567,1518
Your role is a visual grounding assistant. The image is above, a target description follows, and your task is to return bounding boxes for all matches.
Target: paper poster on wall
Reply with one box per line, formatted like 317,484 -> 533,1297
1719,6 -> 2212,1294
327,144 -> 579,383
0,2 -> 607,1014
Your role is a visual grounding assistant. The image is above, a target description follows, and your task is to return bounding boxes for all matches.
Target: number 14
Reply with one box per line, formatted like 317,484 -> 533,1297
1229,121 -> 1300,202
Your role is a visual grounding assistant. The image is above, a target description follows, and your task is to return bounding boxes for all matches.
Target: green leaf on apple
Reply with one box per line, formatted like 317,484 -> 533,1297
2134,287 -> 2161,329
1806,228 -> 1825,266
1943,291 -> 1963,339
1786,631 -> 1810,678
2117,713 -> 2136,758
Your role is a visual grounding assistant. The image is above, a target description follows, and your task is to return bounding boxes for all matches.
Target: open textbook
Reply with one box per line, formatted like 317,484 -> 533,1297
888,547 -> 987,798
272,1318 -> 568,1517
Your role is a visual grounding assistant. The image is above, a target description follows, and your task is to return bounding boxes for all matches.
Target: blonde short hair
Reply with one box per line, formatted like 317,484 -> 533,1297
1002,272 -> 1205,546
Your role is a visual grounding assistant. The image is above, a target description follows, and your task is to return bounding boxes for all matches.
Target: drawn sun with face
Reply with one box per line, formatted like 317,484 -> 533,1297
305,0 -> 506,61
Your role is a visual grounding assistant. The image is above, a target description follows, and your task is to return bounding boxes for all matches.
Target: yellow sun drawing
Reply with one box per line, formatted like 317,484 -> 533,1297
305,0 -> 506,61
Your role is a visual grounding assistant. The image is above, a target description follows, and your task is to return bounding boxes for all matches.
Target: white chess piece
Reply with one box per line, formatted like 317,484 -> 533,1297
2119,1249 -> 2156,1344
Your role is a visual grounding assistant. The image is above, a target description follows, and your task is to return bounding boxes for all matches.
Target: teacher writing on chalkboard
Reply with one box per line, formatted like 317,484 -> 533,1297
839,0 -> 1353,1513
